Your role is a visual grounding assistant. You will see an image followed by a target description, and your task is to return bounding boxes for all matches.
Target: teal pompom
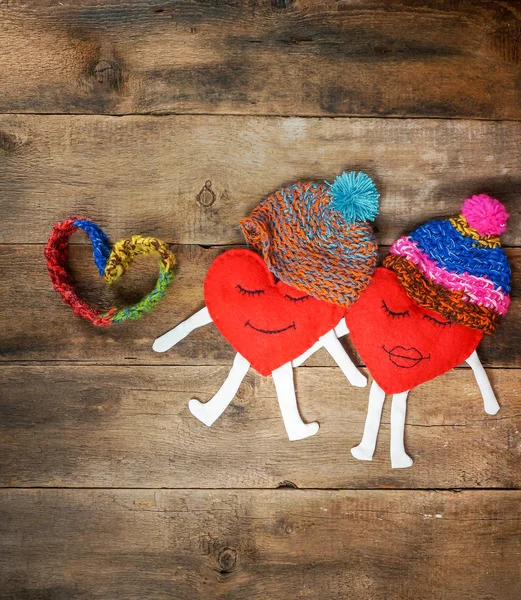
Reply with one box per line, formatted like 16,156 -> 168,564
327,171 -> 380,223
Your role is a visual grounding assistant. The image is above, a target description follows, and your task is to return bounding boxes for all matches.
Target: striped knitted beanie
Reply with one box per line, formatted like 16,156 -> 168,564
383,194 -> 511,334
240,171 -> 380,308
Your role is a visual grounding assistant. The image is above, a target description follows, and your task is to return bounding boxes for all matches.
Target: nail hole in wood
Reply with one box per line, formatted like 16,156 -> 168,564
196,180 -> 216,207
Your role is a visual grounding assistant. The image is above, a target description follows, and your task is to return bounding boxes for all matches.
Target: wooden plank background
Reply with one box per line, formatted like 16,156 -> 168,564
1,1 -> 520,598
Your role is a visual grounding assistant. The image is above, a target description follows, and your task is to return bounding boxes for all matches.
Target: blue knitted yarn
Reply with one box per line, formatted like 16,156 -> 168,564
410,220 -> 511,293
328,171 -> 379,223
73,218 -> 111,275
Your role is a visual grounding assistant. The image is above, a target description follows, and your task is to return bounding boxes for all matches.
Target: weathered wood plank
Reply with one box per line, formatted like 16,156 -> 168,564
1,489 -> 520,600
1,0 -> 521,118
1,115 -> 520,245
1,244 -> 519,367
1,365 -> 520,488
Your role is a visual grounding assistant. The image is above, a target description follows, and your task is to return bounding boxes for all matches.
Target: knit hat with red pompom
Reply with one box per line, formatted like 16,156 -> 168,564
383,194 -> 511,334
240,171 -> 380,309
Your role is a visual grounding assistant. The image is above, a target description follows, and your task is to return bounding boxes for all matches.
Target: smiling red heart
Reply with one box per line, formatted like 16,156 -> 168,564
204,249 -> 344,376
345,268 -> 483,394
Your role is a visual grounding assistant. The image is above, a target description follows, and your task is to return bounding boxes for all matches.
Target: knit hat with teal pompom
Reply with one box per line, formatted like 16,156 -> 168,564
240,171 -> 380,308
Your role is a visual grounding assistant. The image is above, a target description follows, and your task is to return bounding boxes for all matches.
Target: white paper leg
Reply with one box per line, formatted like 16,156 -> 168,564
466,350 -> 500,415
153,307 -> 213,352
188,353 -> 250,427
272,362 -> 319,441
390,390 -> 413,469
351,380 -> 386,461
320,330 -> 367,387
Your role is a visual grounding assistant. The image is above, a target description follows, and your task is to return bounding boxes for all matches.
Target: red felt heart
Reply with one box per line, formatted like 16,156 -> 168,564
204,249 -> 344,376
345,268 -> 483,394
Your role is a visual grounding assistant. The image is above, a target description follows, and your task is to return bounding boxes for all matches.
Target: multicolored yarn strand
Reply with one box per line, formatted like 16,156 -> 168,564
45,217 -> 176,326
383,254 -> 501,334
384,194 -> 511,334
449,215 -> 501,248
105,235 -> 176,324
389,237 -> 510,314
240,174 -> 379,309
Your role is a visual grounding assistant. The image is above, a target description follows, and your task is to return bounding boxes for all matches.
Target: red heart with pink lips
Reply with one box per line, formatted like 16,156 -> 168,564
345,268 -> 483,394
204,249 -> 344,376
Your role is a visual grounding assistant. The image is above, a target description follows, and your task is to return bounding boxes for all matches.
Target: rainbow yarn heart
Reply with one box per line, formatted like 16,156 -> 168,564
45,217 -> 176,326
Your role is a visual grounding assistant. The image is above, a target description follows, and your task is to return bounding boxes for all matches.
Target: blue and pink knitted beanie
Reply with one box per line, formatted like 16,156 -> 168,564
383,194 -> 511,334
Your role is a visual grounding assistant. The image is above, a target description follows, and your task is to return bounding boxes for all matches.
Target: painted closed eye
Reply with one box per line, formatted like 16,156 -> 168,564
381,299 -> 410,318
285,293 -> 311,303
236,284 -> 264,296
422,314 -> 452,327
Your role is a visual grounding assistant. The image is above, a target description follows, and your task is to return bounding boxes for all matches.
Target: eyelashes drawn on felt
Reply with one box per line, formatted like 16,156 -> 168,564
298,194 -> 511,468
45,217 -> 176,325
153,171 -> 380,441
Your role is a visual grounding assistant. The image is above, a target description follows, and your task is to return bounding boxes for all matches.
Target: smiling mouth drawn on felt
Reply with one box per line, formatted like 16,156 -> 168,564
382,345 -> 431,368
245,320 -> 296,335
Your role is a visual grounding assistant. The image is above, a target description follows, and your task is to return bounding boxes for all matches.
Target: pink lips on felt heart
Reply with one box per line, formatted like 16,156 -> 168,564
345,268 -> 483,394
204,249 -> 344,376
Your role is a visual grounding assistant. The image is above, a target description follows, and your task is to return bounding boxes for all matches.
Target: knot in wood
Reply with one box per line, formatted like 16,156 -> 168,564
217,547 -> 237,573
196,180 -> 216,207
94,60 -> 120,89
0,131 -> 22,153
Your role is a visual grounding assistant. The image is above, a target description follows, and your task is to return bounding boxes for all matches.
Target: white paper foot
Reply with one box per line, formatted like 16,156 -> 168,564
188,398 -> 216,427
287,421 -> 320,441
188,353 -> 250,428
391,452 -> 414,469
272,362 -> 319,441
351,444 -> 374,461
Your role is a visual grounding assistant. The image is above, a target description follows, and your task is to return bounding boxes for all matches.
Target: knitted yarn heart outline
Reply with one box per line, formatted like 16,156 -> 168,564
45,217 -> 176,326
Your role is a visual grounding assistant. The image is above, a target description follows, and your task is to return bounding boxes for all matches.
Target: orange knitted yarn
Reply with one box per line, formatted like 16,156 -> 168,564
241,181 -> 378,308
383,254 -> 500,334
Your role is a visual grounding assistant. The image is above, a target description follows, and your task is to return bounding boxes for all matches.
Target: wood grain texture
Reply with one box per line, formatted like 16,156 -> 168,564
2,365 -> 520,489
1,0 -> 521,118
1,244 -> 519,367
1,115 -> 521,245
1,489 -> 520,600
2,2 -> 521,597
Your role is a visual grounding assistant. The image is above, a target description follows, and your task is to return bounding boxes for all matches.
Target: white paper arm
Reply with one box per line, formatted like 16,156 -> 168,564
320,330 -> 367,387
291,317 -> 348,368
153,306 -> 213,353
292,339 -> 324,368
334,317 -> 349,338
466,350 -> 500,415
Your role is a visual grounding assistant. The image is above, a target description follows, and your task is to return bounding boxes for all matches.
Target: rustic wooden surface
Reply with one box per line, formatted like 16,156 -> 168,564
1,1 -> 520,598
1,490 -> 520,600
2,365 -> 521,489
1,0 -> 521,118
1,115 -> 521,246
